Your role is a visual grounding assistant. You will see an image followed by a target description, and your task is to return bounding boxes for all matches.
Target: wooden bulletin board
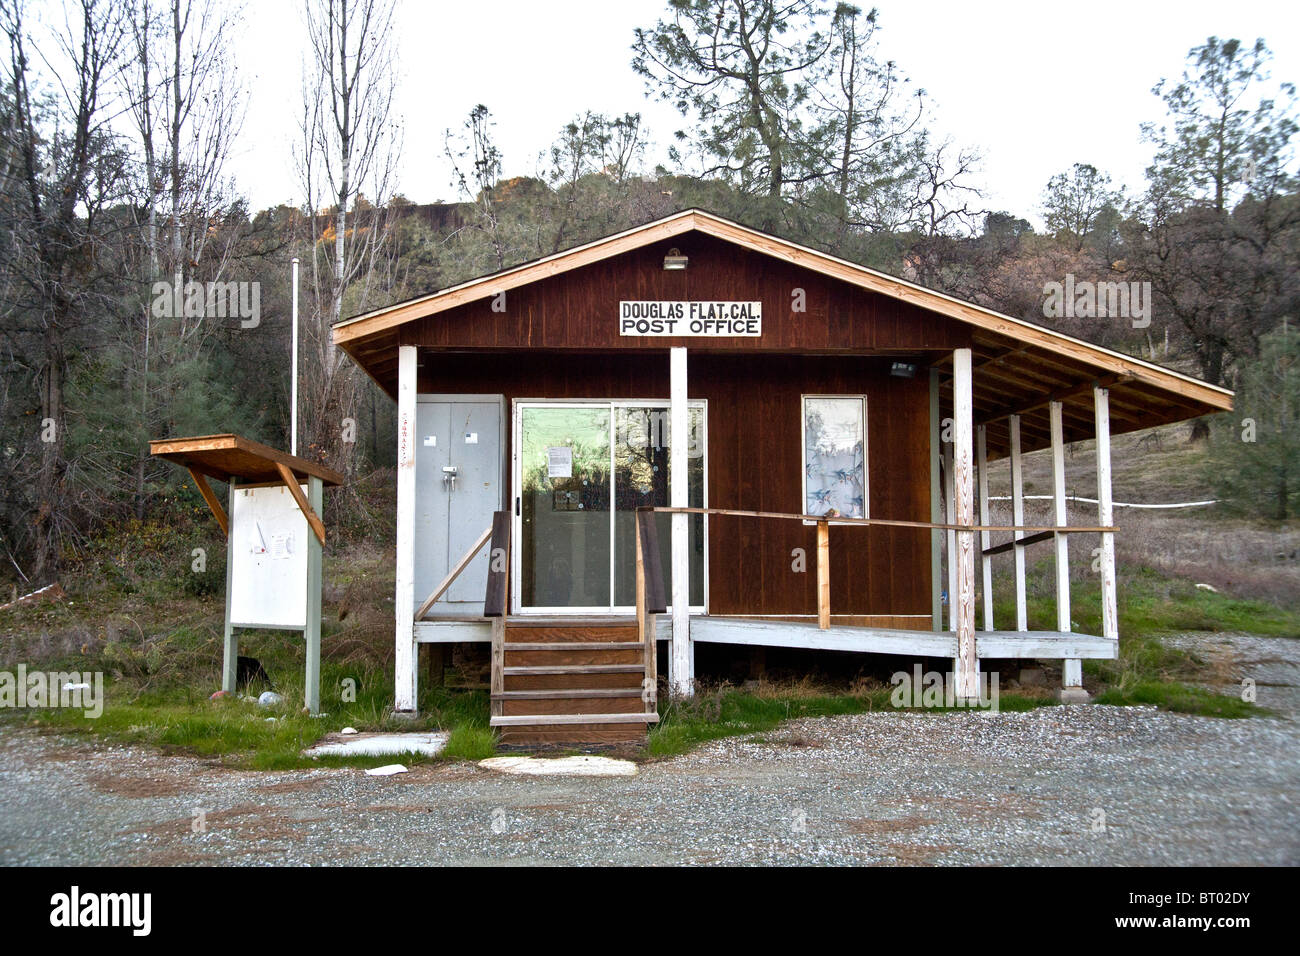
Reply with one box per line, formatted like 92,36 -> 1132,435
229,483 -> 309,628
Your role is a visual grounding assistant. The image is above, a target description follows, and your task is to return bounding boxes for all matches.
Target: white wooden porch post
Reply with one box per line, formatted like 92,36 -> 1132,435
1009,415 -> 1028,632
929,369 -> 943,631
394,345 -> 418,712
669,346 -> 693,697
977,423 -> 993,631
1050,401 -> 1082,691
1094,385 -> 1119,644
944,445 -> 955,631
953,349 -> 978,701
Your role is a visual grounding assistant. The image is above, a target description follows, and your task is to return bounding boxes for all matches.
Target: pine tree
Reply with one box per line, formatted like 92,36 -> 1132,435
1209,321 -> 1300,519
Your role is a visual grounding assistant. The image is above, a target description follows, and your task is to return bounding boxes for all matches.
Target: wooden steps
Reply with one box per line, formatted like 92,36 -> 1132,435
490,621 -> 658,746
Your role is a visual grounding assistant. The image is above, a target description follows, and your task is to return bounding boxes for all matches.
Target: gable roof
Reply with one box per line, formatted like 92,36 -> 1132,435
333,208 -> 1231,458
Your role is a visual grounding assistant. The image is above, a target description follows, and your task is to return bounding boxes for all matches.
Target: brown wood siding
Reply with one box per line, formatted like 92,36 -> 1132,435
418,351 -> 931,619
400,232 -> 969,354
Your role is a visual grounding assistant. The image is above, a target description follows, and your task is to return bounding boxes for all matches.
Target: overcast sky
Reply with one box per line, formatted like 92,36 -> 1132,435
226,0 -> 1299,228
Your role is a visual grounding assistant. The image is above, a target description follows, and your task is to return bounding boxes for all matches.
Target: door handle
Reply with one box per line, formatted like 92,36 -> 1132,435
442,465 -> 458,491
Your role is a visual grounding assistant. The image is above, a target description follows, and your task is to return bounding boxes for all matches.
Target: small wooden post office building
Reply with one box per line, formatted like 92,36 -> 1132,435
333,209 -> 1232,745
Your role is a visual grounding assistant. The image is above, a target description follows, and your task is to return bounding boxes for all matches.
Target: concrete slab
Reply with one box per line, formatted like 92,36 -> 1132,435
479,755 -> 638,777
303,732 -> 448,758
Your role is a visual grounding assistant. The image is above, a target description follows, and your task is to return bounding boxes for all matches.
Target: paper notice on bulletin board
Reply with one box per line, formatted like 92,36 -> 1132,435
547,446 -> 573,478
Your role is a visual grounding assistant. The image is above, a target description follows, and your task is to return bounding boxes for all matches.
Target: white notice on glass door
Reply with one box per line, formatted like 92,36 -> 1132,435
547,446 -> 573,478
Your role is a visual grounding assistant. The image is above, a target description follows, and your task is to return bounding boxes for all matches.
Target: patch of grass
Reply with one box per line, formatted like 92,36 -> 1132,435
1080,630 -> 1264,719
1094,681 -> 1262,718
1086,631 -> 1202,680
0,492 -> 493,768
646,681 -> 1052,758
441,724 -> 496,761
993,561 -> 1300,641
1112,569 -> 1300,637
984,559 -> 1283,720
6,667 -> 492,770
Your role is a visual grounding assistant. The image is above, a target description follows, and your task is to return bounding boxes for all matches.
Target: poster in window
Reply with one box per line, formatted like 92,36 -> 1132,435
804,397 -> 865,518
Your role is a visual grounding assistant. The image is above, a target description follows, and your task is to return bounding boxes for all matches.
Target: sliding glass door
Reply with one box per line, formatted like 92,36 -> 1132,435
517,404 -> 611,609
514,400 -> 705,613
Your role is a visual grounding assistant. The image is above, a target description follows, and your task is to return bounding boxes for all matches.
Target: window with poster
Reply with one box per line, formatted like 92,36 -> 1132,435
802,395 -> 867,520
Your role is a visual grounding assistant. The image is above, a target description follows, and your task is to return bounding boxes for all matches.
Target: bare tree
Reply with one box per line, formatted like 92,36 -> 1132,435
908,139 -> 983,238
806,4 -> 927,234
0,0 -> 130,583
296,0 -> 400,474
121,0 -> 245,517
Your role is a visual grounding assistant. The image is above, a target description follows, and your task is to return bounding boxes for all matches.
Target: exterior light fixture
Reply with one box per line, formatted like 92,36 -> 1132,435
890,361 -> 917,378
663,247 -> 688,271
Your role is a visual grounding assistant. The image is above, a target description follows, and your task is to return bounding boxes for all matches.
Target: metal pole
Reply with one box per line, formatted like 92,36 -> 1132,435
291,256 -> 299,456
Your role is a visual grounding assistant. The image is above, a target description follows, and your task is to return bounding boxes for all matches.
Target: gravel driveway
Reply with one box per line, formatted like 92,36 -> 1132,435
2,632 -> 1296,866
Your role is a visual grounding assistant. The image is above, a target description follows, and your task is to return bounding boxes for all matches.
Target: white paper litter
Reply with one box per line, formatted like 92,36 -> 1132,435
364,764 -> 408,776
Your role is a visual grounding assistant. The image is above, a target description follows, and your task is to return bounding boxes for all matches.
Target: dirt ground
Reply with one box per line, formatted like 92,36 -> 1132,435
2,632 -> 1296,866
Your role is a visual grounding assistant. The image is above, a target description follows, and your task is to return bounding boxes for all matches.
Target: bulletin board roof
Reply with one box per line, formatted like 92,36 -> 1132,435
149,433 -> 344,487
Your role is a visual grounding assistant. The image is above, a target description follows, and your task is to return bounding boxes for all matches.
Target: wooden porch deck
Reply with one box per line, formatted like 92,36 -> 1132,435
414,614 -> 1117,661
688,616 -> 1116,660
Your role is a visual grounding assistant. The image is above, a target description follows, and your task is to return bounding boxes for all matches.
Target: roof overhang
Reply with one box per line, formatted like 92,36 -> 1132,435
331,208 -> 1232,458
150,433 -> 345,487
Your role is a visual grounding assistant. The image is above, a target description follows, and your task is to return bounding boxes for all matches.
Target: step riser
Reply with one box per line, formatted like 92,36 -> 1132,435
495,689 -> 643,700
505,672 -> 644,691
505,626 -> 638,644
505,648 -> 644,667
501,698 -> 648,717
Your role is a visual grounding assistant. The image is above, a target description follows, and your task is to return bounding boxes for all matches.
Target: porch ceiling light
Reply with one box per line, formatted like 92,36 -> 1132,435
890,361 -> 917,378
663,247 -> 688,270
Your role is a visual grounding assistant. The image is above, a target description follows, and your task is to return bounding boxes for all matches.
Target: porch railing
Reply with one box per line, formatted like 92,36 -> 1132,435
414,524 -> 494,621
638,505 -> 1117,631
633,510 -> 667,712
484,511 -> 510,719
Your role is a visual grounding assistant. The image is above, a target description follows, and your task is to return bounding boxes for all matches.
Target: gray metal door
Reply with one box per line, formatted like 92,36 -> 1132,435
414,398 -> 503,616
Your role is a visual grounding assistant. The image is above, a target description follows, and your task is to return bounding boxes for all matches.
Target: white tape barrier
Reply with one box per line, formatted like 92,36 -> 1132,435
987,495 -> 1217,510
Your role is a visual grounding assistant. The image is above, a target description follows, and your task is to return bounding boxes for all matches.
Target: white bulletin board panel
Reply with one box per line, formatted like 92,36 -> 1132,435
229,483 -> 309,628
